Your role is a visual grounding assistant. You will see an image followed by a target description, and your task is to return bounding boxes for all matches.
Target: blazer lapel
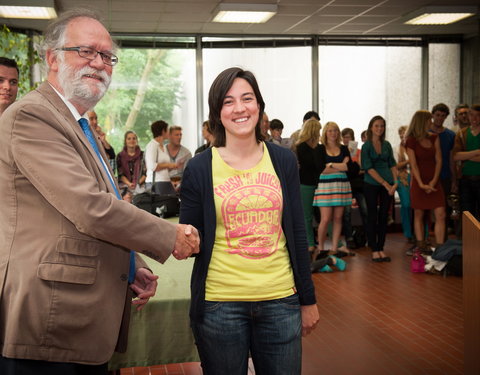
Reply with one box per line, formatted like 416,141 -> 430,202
37,82 -> 116,193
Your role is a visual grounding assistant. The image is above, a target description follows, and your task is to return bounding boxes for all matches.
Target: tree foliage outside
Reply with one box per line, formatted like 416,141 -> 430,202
0,25 -> 42,97
94,48 -> 184,152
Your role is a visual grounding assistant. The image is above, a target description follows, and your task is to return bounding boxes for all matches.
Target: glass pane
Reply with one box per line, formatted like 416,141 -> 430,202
318,45 -> 422,149
428,43 -> 461,129
203,47 -> 312,139
93,48 -> 197,155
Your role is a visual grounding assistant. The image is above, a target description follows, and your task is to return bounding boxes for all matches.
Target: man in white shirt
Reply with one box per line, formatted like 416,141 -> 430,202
166,125 -> 192,185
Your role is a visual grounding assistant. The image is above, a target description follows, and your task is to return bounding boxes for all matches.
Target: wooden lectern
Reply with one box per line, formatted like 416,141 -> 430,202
463,211 -> 480,375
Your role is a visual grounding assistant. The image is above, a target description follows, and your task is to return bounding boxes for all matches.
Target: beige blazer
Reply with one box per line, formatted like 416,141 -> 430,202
0,83 -> 177,365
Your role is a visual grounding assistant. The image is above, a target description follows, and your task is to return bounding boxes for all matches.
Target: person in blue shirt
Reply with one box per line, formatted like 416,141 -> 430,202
429,103 -> 457,238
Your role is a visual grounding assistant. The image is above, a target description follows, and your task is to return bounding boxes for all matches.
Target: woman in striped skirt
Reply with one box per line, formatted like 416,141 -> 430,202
313,121 -> 353,263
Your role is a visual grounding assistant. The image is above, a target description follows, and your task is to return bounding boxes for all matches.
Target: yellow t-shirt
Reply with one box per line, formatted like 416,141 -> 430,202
205,145 -> 295,301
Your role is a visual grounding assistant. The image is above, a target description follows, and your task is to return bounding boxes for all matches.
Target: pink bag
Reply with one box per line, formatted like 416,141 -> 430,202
411,251 -> 425,273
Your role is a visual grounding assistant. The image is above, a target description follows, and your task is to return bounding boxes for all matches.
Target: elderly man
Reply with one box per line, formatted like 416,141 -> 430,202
0,57 -> 19,116
0,9 -> 199,375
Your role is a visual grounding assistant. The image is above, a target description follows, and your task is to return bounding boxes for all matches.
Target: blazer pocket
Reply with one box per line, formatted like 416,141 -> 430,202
37,262 -> 97,285
56,235 -> 100,267
56,236 -> 100,256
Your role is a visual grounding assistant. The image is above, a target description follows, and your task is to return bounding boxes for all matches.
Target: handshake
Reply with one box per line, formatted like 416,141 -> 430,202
172,224 -> 200,260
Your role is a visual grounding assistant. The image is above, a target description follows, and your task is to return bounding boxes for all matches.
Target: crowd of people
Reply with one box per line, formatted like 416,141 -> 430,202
1,7 -> 479,375
258,103 -> 480,270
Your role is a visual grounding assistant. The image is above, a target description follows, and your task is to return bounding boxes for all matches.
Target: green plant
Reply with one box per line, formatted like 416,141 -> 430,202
0,25 -> 42,97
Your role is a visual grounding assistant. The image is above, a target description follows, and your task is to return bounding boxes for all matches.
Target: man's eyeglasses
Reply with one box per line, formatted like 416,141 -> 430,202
57,46 -> 118,66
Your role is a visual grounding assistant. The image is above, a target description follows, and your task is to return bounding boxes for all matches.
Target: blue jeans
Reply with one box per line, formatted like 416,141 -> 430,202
191,294 -> 302,375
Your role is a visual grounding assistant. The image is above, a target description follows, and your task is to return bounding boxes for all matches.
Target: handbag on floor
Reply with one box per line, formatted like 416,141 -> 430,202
411,250 -> 425,273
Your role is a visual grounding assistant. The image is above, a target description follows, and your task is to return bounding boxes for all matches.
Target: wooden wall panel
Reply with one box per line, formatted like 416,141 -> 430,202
463,211 -> 480,375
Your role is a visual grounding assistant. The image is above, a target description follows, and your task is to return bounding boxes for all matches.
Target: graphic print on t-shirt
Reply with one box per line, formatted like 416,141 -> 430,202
214,171 -> 283,259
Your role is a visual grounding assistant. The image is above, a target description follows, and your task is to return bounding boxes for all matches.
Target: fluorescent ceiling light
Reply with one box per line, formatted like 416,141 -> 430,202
404,6 -> 476,25
213,3 -> 277,23
0,0 -> 57,19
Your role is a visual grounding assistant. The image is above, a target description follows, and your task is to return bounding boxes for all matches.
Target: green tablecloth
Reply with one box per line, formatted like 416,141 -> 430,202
108,255 -> 198,370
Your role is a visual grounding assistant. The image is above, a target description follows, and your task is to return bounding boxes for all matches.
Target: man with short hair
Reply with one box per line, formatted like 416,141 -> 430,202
430,103 -> 457,236
0,57 -> 19,116
166,125 -> 192,184
454,104 -> 470,130
0,9 -> 199,374
303,110 -> 320,123
269,118 -> 284,145
453,104 -> 480,221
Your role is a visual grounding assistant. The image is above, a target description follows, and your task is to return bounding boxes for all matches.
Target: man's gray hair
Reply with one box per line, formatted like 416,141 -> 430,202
38,8 -> 107,60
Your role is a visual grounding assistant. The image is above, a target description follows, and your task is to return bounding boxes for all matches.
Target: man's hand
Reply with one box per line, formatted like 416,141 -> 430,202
130,268 -> 159,311
172,224 -> 200,260
301,304 -> 319,337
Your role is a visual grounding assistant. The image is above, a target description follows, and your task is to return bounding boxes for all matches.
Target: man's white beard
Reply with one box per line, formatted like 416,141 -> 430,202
57,61 -> 111,110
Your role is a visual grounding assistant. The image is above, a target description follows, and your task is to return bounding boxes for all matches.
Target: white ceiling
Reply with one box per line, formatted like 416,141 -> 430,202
2,0 -> 479,37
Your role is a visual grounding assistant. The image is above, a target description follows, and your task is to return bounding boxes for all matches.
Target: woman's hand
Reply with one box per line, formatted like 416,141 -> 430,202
387,182 -> 398,196
420,183 -> 435,194
301,304 -> 319,337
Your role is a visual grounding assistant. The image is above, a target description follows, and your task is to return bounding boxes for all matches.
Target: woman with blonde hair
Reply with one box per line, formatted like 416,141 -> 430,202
312,121 -> 352,268
295,118 -> 324,253
405,110 -> 445,252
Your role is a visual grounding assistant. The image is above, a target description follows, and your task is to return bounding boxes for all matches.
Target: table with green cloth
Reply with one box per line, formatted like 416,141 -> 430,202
108,254 -> 198,370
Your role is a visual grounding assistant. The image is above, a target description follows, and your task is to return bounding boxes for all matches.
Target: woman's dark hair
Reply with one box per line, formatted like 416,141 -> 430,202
208,67 -> 265,147
303,110 -> 320,122
366,115 -> 386,142
151,120 -> 168,138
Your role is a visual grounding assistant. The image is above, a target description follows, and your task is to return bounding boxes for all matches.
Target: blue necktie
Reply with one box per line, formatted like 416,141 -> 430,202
78,118 -> 136,284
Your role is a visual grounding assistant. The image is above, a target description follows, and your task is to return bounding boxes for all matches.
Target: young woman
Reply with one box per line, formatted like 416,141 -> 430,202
179,67 -> 319,374
361,116 -> 398,262
294,118 -> 323,253
406,110 -> 446,252
313,122 -> 353,259
116,130 -> 146,193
